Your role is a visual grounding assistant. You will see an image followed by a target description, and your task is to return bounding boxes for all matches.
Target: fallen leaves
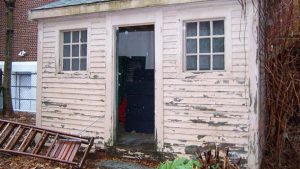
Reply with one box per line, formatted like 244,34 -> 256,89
0,154 -> 70,169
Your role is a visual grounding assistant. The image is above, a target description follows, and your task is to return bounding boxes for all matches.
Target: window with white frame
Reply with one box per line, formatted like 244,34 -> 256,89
185,20 -> 225,71
62,30 -> 87,71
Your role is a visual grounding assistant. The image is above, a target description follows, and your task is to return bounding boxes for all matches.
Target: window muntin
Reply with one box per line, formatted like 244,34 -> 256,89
62,30 -> 87,71
185,20 -> 225,71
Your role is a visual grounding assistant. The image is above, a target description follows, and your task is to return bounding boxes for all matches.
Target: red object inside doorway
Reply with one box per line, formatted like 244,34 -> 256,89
118,97 -> 127,126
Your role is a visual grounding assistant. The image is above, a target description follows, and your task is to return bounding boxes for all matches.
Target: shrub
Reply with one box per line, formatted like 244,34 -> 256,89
158,157 -> 202,169
158,148 -> 241,169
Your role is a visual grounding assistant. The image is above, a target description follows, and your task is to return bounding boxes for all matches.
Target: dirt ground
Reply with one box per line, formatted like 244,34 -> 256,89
0,112 -> 159,169
0,152 -> 158,169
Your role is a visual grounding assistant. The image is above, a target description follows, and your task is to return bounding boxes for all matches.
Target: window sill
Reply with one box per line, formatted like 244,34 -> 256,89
185,70 -> 226,73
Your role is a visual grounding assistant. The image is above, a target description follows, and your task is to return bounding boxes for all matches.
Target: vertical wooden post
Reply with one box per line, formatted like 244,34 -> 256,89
2,0 -> 15,116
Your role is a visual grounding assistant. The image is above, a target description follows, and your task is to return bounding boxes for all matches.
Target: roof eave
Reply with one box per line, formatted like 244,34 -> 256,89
29,0 -> 208,20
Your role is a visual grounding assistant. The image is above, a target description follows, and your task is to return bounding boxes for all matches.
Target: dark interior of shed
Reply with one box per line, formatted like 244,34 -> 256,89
116,25 -> 155,148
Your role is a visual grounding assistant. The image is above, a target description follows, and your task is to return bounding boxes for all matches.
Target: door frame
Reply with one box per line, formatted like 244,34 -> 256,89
104,8 -> 164,151
115,25 -> 155,137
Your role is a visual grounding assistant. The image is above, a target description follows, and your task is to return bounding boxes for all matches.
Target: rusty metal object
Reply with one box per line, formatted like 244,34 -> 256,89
0,119 -> 94,168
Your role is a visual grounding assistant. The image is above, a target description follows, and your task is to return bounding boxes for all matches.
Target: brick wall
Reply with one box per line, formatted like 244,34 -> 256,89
0,1 -> 6,61
0,0 -> 56,62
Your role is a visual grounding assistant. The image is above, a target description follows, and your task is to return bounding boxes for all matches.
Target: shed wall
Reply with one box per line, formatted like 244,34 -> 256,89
38,15 -> 107,145
37,0 -> 258,166
160,1 -> 251,159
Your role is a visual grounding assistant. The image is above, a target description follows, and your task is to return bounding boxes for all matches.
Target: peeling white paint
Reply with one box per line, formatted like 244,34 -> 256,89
36,0 -> 260,167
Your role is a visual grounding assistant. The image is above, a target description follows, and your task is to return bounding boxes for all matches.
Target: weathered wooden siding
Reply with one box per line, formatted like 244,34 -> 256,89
39,15 -> 107,146
37,0 -> 259,167
160,1 -> 252,162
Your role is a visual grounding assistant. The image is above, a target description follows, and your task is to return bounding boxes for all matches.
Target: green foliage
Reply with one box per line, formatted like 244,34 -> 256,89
210,163 -> 220,169
158,157 -> 202,169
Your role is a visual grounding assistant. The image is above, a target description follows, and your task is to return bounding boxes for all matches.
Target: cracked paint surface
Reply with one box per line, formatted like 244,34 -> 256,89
35,0 -> 260,168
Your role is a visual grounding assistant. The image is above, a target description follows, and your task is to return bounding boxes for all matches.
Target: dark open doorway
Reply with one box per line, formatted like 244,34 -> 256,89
116,25 -> 155,149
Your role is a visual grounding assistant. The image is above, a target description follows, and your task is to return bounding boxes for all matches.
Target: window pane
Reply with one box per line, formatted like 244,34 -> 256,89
186,39 -> 197,54
63,59 -> 70,71
81,44 -> 87,56
199,55 -> 211,70
72,59 -> 79,71
186,55 -> 197,70
186,22 -> 197,37
213,55 -> 224,70
199,21 -> 210,36
63,32 -> 71,43
81,30 -> 87,42
213,38 -> 224,52
199,38 -> 211,53
63,45 -> 70,57
80,58 -> 87,70
72,45 -> 79,57
72,31 -> 79,43
213,20 -> 224,35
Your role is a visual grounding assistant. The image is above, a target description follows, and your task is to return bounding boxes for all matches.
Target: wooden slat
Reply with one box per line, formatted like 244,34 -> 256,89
20,130 -> 37,152
0,124 -> 15,147
0,149 -> 77,165
46,134 -> 58,157
0,123 -> 10,138
0,122 -> 7,132
49,143 -> 60,158
61,142 -> 72,160
33,132 -> 49,154
18,128 -> 33,151
68,143 -> 80,162
79,138 -> 94,168
65,142 -> 75,161
6,127 -> 26,150
58,143 -> 68,159
4,125 -> 21,150
54,143 -> 64,158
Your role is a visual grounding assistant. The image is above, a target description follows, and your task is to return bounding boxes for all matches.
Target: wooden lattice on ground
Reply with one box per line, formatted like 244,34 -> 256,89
0,119 -> 94,169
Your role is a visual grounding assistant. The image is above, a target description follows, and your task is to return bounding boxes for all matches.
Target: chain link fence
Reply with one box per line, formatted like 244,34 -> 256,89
11,72 -> 37,112
0,71 -> 37,113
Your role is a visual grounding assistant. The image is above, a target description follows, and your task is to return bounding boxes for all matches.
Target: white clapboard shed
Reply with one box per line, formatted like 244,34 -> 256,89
29,0 -> 262,168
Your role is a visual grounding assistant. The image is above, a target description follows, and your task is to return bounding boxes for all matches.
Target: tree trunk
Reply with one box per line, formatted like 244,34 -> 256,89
2,0 -> 15,116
